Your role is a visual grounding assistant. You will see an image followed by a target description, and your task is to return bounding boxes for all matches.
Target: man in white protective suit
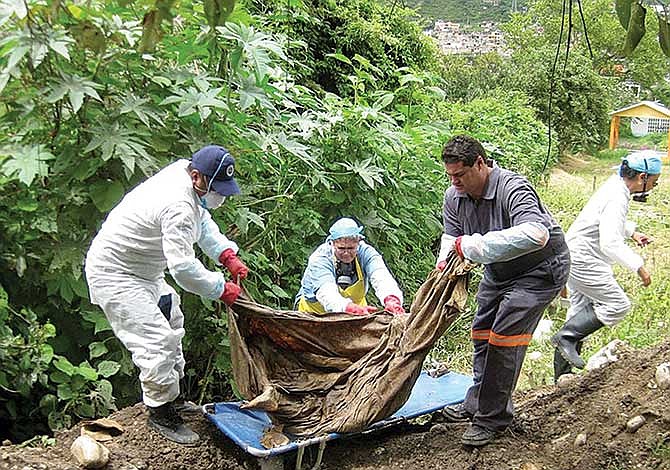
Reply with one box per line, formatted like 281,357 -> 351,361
552,150 -> 661,381
85,145 -> 249,444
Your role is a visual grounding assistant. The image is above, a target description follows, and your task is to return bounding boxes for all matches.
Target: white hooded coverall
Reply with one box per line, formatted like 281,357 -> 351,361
565,174 -> 643,326
85,160 -> 238,407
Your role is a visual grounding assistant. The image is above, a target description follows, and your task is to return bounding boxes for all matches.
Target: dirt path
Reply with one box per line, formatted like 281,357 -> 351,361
3,339 -> 669,470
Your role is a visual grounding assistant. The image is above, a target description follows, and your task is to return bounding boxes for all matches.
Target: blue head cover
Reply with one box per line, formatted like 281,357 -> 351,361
191,145 -> 241,196
623,150 -> 662,176
328,218 -> 364,241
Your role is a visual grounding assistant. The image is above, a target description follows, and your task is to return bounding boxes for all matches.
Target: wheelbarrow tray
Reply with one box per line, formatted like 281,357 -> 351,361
203,371 -> 472,458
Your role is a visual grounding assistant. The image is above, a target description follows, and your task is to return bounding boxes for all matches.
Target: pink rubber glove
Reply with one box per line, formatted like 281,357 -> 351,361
383,295 -> 405,315
436,260 -> 447,271
219,248 -> 249,280
344,303 -> 377,315
220,282 -> 241,306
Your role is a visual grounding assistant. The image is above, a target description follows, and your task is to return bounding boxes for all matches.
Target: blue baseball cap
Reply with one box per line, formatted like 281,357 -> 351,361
191,145 -> 240,196
625,150 -> 662,175
328,218 -> 364,241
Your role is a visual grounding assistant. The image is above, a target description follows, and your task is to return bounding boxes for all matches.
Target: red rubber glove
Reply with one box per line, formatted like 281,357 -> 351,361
436,260 -> 447,271
454,236 -> 464,259
383,295 -> 405,315
219,248 -> 249,280
344,303 -> 377,315
220,282 -> 241,306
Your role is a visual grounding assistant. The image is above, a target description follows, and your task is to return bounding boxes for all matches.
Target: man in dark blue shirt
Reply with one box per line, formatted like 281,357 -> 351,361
436,135 -> 570,447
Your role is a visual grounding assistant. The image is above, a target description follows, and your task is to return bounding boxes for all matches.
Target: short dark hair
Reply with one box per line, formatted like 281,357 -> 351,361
442,135 -> 487,166
619,160 -> 645,180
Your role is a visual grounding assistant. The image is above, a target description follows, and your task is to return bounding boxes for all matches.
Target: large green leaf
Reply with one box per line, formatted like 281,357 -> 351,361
80,309 -> 112,334
0,144 -> 54,186
119,94 -> 165,127
97,360 -> 121,378
659,14 -> 670,58
615,0 -> 634,29
46,73 -> 101,113
89,179 -> 125,212
56,383 -> 74,400
53,356 -> 76,376
623,2 -> 646,56
88,342 -> 108,359
160,86 -> 228,121
84,122 -> 157,178
0,0 -> 27,27
76,361 -> 98,381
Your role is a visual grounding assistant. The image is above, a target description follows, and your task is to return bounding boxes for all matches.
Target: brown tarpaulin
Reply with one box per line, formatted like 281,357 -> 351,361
228,254 -> 470,437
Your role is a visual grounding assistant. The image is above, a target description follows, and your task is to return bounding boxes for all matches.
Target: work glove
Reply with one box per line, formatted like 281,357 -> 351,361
344,303 -> 377,316
219,248 -> 249,280
383,295 -> 405,315
220,282 -> 241,306
436,260 -> 447,271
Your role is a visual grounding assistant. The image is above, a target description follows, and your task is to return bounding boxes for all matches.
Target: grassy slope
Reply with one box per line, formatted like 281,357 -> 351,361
430,147 -> 670,389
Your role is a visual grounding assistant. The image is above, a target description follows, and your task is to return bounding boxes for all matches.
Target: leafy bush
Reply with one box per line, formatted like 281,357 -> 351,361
0,284 -> 118,442
437,92 -> 551,180
0,0 -> 563,441
249,0 -> 442,96
0,0 -> 451,438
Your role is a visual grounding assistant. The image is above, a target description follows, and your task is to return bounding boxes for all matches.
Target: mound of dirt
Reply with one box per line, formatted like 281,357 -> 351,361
3,340 -> 669,470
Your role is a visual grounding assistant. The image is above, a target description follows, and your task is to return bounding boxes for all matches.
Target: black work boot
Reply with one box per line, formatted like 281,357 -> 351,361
148,402 -> 199,445
461,424 -> 496,447
553,341 -> 582,383
174,398 -> 201,414
442,402 -> 473,422
551,310 -> 603,369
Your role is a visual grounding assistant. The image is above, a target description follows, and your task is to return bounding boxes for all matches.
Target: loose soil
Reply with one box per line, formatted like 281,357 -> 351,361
3,340 -> 669,470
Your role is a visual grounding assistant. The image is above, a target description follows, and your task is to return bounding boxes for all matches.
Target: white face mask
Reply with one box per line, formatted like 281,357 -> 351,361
200,192 -> 226,210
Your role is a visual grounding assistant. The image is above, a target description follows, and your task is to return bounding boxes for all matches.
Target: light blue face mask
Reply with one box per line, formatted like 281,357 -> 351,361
198,157 -> 227,210
199,192 -> 225,210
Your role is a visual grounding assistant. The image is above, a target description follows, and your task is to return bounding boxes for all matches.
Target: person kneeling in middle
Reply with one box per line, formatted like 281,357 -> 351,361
295,217 -> 405,315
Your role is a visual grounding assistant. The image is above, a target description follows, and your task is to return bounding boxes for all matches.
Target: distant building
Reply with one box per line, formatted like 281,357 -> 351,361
631,116 -> 670,136
428,19 -> 508,55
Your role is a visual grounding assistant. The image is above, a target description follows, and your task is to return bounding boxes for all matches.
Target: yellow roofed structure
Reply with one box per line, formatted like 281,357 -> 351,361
609,101 -> 670,162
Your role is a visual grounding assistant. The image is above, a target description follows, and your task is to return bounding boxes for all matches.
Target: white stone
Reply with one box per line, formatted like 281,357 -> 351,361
556,373 -> 578,388
519,463 -> 540,470
585,339 -> 627,371
70,435 -> 110,469
625,415 -> 646,433
574,433 -> 587,446
655,362 -> 670,389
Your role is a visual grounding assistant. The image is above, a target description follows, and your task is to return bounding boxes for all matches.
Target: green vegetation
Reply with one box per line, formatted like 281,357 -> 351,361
1,0 -> 669,443
400,0 -> 525,24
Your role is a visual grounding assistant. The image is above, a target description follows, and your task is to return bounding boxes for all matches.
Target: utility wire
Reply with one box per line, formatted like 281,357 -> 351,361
576,0 -> 593,59
543,0 -> 593,172
564,0 -> 573,72
543,0 -> 568,172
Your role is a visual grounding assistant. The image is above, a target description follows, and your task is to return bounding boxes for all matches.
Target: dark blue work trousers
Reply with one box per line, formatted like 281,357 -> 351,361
462,249 -> 570,431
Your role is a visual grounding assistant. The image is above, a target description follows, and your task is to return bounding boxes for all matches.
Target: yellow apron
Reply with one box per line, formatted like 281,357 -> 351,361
297,257 -> 366,314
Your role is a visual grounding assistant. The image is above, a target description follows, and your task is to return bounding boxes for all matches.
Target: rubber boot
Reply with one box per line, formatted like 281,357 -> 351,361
553,341 -> 582,383
148,402 -> 199,445
551,310 -> 603,369
174,378 -> 200,414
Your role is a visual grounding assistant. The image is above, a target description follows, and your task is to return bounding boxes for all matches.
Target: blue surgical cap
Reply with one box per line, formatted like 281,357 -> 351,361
328,218 -> 364,241
624,150 -> 663,175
